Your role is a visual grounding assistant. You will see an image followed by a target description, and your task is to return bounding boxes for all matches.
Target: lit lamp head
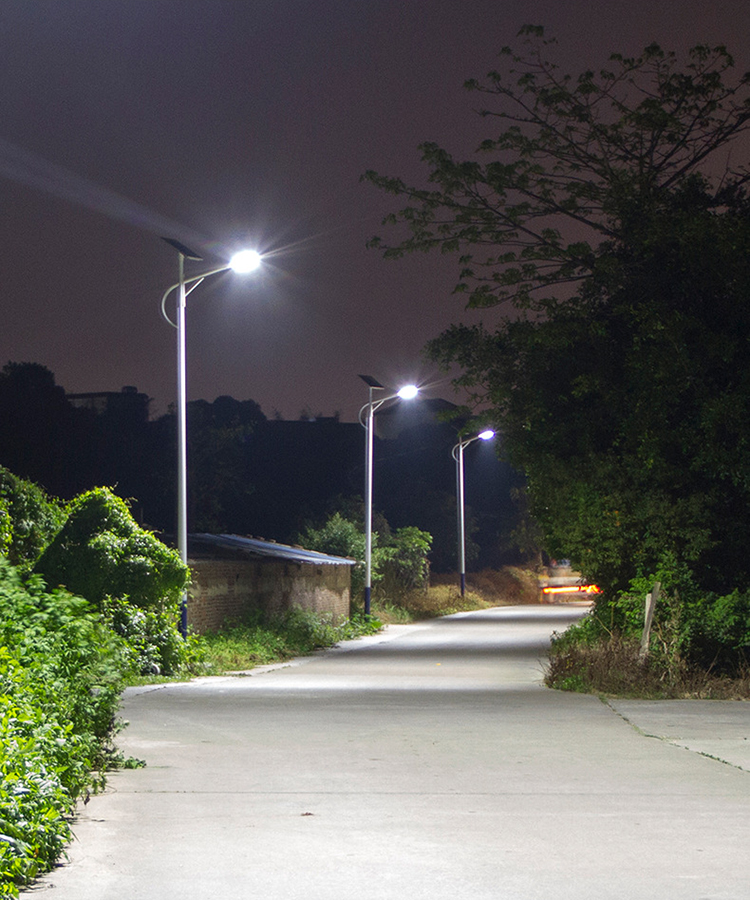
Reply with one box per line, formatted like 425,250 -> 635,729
229,249 -> 262,273
397,384 -> 419,400
478,429 -> 495,441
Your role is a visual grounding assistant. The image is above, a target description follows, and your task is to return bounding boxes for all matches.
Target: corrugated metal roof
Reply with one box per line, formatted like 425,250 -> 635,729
189,533 -> 356,566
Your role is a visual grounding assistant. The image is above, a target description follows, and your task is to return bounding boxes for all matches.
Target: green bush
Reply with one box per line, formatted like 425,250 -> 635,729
549,552 -> 750,694
298,512 -> 367,597
102,595 -> 191,676
0,559 -> 129,896
0,467 -> 65,570
33,488 -> 190,675
603,559 -> 750,673
299,512 -> 433,605
376,526 -> 433,602
702,591 -> 750,653
34,488 -> 187,610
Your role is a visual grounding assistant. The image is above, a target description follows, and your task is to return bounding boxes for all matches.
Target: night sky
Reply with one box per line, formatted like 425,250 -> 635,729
1,0 -> 749,423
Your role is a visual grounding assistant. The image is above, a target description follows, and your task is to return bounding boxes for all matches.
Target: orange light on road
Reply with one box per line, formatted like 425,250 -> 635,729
541,584 -> 601,595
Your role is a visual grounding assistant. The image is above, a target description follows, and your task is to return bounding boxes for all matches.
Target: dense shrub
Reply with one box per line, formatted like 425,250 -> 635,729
299,512 -> 433,605
0,467 -> 65,569
376,526 -> 433,602
298,512 -> 367,596
33,488 -> 190,675
102,595 -> 192,676
0,559 -> 130,896
34,488 -> 187,610
699,591 -> 750,662
548,554 -> 750,695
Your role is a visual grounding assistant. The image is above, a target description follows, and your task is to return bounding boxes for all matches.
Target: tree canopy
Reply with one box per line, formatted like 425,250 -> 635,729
365,27 -> 750,599
365,27 -> 750,312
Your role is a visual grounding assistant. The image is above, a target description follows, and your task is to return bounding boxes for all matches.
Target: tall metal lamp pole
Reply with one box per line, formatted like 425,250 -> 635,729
452,429 -> 495,596
161,238 -> 261,636
358,375 -> 419,615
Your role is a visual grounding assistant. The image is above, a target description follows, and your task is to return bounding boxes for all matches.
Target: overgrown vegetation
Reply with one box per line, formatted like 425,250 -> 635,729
0,467 -> 65,570
0,559 -> 130,896
33,487 -> 190,678
34,487 -> 188,613
298,509 -> 433,604
0,480 -> 193,896
196,608 -> 383,673
546,558 -> 750,697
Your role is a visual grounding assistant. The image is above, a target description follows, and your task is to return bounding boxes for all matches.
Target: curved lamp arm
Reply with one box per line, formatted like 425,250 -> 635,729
358,395 -> 388,426
452,429 -> 496,460
160,265 -> 232,327
358,384 -> 420,427
161,249 -> 261,327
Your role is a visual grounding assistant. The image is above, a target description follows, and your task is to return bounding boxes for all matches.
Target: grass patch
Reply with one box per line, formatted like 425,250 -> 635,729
190,608 -> 383,675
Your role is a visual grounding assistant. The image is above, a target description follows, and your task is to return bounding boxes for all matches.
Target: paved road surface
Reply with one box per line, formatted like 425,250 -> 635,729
27,605 -> 750,899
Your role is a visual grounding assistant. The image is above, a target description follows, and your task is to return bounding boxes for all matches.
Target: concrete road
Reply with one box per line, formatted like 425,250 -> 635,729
28,605 -> 750,900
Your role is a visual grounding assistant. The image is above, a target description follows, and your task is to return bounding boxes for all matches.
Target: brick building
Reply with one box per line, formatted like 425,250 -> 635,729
186,533 -> 356,633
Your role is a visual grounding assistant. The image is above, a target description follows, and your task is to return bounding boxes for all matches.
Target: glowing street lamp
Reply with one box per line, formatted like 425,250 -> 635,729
161,238 -> 262,636
452,428 -> 495,596
358,375 -> 419,615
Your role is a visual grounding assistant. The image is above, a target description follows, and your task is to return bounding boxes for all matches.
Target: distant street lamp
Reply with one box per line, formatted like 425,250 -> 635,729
358,375 -> 419,615
452,429 -> 495,596
161,237 -> 262,636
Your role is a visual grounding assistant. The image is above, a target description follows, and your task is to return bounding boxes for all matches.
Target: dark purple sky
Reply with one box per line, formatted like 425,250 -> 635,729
1,0 -> 749,421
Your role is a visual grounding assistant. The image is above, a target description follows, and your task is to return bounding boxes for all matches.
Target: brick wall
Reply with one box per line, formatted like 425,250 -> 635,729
186,556 -> 352,634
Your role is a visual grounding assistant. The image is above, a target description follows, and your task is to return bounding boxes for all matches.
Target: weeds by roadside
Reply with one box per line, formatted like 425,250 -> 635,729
371,567 -> 540,623
182,608 -> 383,676
372,585 -> 493,623
545,633 -> 750,699
545,571 -> 750,700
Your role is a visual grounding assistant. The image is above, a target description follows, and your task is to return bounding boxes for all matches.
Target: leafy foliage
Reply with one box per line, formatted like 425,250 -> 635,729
377,526 -> 433,601
101,596 -> 190,676
34,488 -> 188,610
298,510 -> 433,604
365,28 -> 750,634
298,512 -> 368,597
0,467 -> 65,569
32,487 -> 190,675
547,551 -> 750,697
365,28 -> 750,311
0,560 -> 129,896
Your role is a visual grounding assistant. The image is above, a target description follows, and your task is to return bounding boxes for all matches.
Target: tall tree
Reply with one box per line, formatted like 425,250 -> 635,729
364,28 -> 750,594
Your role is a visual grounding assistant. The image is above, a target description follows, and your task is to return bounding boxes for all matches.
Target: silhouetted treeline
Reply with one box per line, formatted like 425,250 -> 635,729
0,362 -> 526,571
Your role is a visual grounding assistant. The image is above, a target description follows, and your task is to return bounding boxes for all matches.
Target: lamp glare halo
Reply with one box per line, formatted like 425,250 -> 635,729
397,384 -> 419,400
230,249 -> 262,273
